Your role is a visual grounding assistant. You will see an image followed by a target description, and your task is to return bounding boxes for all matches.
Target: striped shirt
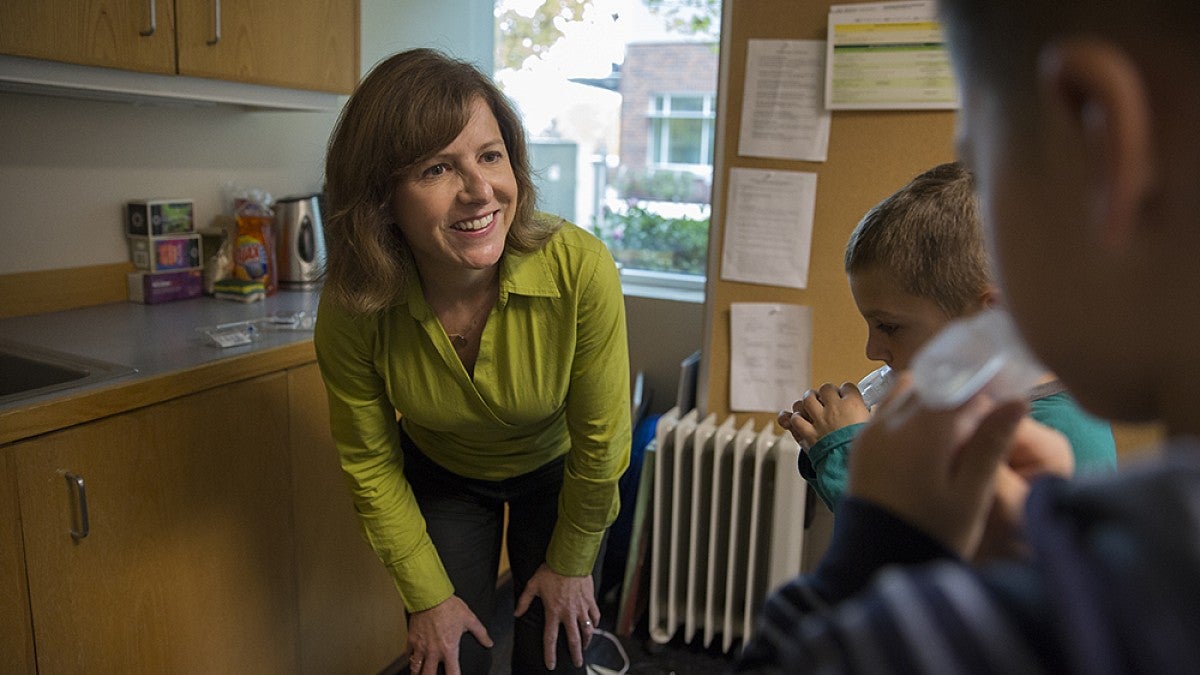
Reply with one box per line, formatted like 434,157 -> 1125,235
734,449 -> 1200,674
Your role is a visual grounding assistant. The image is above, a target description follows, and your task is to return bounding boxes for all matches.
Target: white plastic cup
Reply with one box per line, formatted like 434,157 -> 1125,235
908,308 -> 1045,409
857,364 -> 895,409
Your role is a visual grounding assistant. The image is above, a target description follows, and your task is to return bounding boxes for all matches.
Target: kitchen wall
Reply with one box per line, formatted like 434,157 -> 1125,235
0,0 -> 702,406
0,0 -> 495,276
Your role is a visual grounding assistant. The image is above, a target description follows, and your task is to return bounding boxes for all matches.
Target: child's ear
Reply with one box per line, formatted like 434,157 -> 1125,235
979,286 -> 1001,309
1036,39 -> 1155,252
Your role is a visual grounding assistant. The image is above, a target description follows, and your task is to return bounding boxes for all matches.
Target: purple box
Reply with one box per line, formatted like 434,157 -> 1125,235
127,269 -> 203,304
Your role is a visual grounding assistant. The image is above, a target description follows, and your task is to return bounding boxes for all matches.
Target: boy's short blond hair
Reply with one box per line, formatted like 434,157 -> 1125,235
844,162 -> 990,317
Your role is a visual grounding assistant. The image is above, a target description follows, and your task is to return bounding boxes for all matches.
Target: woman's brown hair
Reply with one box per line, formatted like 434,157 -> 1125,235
322,48 -> 558,314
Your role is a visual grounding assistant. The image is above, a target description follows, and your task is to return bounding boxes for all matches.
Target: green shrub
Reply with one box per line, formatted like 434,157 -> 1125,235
593,206 -> 709,275
611,167 -> 712,203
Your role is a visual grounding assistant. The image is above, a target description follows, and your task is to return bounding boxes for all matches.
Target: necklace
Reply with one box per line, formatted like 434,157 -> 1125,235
433,277 -> 497,352
446,303 -> 489,350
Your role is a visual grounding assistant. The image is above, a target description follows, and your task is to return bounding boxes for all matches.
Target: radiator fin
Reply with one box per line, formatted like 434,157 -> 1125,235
647,407 -> 806,653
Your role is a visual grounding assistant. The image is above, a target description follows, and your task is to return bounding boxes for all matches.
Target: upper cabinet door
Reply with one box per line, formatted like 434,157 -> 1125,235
0,0 -> 176,74
175,0 -> 359,93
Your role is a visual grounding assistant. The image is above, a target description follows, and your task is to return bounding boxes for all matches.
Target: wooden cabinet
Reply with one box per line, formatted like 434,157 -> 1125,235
176,0 -> 358,93
0,0 -> 176,75
2,362 -> 406,673
0,449 -> 35,675
12,373 -> 299,673
288,362 -> 407,675
0,0 -> 358,93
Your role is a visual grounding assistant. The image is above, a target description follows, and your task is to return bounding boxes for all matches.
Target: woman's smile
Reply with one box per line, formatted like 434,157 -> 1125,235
451,211 -> 498,233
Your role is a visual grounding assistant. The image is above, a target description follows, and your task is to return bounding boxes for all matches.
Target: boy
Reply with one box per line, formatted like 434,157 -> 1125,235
780,162 -> 1116,511
734,0 -> 1200,671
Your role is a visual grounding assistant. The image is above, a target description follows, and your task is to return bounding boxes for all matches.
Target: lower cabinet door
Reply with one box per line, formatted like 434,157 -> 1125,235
14,373 -> 299,674
288,362 -> 407,674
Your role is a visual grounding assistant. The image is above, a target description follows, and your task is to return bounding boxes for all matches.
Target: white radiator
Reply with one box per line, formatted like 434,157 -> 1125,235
647,407 -> 807,653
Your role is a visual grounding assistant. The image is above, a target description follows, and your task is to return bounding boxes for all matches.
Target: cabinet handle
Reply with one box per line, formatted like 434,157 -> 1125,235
140,0 -> 156,36
65,472 -> 90,541
207,0 -> 222,45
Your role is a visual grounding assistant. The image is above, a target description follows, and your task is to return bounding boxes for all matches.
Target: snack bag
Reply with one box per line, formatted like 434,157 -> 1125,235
231,191 -> 278,296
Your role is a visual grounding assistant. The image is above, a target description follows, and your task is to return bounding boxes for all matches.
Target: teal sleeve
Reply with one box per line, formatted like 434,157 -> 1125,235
1029,392 -> 1118,476
800,423 -> 866,510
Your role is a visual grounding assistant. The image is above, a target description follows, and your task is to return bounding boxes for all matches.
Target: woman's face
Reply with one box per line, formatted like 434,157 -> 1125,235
391,97 -> 518,282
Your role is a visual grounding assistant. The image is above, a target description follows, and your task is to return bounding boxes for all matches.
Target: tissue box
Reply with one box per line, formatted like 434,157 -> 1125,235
128,269 -> 203,304
127,199 -> 194,236
129,233 -> 202,272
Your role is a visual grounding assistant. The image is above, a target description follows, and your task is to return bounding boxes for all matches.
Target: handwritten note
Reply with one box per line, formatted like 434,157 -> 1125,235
729,303 -> 812,413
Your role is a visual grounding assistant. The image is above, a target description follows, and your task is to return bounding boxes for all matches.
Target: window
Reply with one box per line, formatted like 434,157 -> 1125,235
648,93 -> 715,171
495,1 -> 721,300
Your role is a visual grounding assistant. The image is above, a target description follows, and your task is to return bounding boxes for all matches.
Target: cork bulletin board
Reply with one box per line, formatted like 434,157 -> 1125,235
698,0 -> 956,426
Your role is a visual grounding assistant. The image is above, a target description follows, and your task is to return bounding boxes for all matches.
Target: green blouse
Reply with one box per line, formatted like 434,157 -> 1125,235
314,221 -> 631,611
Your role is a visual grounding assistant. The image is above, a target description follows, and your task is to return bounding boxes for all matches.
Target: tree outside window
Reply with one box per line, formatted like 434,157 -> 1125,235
494,0 -> 720,284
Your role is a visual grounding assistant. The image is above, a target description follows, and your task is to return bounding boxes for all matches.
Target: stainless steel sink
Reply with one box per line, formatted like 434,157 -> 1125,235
0,339 -> 137,406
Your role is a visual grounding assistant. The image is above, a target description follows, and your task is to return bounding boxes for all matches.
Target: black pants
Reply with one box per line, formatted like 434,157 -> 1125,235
402,432 -> 605,674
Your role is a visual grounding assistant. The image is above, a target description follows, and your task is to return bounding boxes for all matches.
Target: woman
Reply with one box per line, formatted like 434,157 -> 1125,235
315,48 -> 631,674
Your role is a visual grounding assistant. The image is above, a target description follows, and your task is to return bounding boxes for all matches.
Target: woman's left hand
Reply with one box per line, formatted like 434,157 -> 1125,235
513,563 -> 600,670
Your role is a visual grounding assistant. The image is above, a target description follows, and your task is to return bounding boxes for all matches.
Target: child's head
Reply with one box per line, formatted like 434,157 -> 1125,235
938,0 -> 1200,428
844,162 -> 995,370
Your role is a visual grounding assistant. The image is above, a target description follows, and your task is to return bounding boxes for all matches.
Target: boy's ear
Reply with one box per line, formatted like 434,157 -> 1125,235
979,285 -> 1001,309
1036,39 -> 1155,252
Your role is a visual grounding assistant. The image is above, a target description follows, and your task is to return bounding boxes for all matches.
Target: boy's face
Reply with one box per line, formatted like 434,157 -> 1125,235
849,266 -> 957,371
949,35 -> 1129,420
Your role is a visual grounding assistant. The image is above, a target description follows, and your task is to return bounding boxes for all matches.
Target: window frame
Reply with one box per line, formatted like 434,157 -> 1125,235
646,92 -> 717,175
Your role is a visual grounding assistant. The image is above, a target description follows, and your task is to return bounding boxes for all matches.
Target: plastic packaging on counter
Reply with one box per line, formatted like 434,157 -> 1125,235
197,310 -> 316,348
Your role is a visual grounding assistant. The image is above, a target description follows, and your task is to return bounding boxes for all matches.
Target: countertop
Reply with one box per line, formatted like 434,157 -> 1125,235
0,290 -> 323,445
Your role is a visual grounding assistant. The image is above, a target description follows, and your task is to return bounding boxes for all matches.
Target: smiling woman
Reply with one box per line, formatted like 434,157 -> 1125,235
315,48 -> 632,675
390,99 -> 517,294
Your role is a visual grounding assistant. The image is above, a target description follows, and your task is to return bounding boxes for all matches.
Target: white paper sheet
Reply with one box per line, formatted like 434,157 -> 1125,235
737,39 -> 831,162
825,0 -> 959,110
729,303 -> 812,413
720,167 -> 816,289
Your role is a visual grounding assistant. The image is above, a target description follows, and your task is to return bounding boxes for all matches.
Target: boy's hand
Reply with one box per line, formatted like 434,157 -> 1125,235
778,382 -> 872,448
846,375 -> 1028,558
974,418 -> 1073,562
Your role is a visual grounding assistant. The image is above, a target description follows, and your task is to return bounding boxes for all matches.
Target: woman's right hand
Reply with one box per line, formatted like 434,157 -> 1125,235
406,594 -> 493,675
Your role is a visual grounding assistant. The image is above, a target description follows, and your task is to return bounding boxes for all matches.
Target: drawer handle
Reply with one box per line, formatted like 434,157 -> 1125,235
140,0 -> 156,37
65,472 -> 90,540
207,0 -> 222,45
